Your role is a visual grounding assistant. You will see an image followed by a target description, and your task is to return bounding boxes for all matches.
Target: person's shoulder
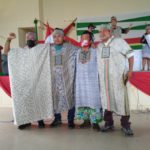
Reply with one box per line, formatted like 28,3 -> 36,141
64,42 -> 71,47
64,42 -> 78,50
112,37 -> 131,49
35,43 -> 50,48
117,26 -> 122,29
64,42 -> 74,47
97,42 -> 103,49
90,47 -> 97,51
113,37 -> 125,43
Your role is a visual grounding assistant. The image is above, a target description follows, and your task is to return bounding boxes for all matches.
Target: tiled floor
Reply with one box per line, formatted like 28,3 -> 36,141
0,108 -> 150,150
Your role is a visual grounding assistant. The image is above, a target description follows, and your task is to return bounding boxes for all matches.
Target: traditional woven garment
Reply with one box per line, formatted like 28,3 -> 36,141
8,44 -> 53,125
75,48 -> 101,110
50,43 -> 78,113
75,48 -> 102,123
97,37 -> 134,116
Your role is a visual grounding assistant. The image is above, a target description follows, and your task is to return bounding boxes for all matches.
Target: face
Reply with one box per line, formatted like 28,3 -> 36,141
81,33 -> 91,41
99,28 -> 111,42
111,19 -> 117,27
146,28 -> 150,34
88,27 -> 94,32
80,33 -> 91,48
27,40 -> 36,48
53,34 -> 64,45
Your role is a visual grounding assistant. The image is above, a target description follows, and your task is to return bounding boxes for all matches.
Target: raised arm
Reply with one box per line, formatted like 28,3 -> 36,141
122,24 -> 133,34
63,18 -> 77,35
4,33 -> 16,54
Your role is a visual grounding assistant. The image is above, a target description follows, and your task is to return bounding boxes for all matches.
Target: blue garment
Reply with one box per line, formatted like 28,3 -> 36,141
1,54 -> 9,75
75,48 -> 101,110
54,44 -> 63,53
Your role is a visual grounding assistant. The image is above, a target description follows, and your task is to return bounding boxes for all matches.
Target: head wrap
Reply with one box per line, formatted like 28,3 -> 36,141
146,26 -> 150,30
99,24 -> 111,31
52,28 -> 64,36
111,16 -> 117,21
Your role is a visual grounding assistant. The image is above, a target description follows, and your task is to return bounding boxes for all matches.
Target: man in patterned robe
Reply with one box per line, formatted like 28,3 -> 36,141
49,28 -> 78,129
4,32 -> 47,129
97,25 -> 134,136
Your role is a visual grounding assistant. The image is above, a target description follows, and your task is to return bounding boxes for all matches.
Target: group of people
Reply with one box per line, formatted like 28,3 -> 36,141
87,16 -> 150,71
3,16 -> 150,137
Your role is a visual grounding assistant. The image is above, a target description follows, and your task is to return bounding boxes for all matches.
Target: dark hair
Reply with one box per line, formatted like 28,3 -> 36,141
81,30 -> 93,41
88,23 -> 96,29
54,28 -> 64,31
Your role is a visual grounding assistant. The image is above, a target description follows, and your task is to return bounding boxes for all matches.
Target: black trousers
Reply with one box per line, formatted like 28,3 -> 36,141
54,107 -> 75,123
104,110 -> 131,128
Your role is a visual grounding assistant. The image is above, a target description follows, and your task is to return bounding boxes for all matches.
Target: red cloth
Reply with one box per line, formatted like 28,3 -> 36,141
0,76 -> 11,97
63,21 -> 75,35
129,72 -> 150,96
1,72 -> 150,98
44,22 -> 54,40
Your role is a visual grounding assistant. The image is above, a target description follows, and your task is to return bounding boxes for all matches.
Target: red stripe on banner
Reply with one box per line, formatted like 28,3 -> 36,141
125,37 -> 141,44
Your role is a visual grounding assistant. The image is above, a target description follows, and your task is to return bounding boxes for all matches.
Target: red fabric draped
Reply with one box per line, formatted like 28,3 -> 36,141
129,72 -> 150,96
44,22 -> 54,40
0,72 -> 150,98
0,76 -> 11,97
63,21 -> 75,35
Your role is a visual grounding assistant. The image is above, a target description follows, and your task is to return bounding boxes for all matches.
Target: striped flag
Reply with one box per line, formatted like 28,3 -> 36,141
76,11 -> 150,51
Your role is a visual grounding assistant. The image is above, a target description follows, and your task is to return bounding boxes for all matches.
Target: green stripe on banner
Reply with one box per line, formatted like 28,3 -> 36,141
77,24 -> 150,35
130,45 -> 143,50
119,16 -> 150,23
130,24 -> 150,30
77,30 -> 99,36
77,22 -> 108,28
76,16 -> 150,29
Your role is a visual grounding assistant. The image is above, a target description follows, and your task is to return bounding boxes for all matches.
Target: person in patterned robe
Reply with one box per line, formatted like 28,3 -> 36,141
75,31 -> 102,131
3,32 -> 47,129
49,28 -> 78,129
97,25 -> 134,136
